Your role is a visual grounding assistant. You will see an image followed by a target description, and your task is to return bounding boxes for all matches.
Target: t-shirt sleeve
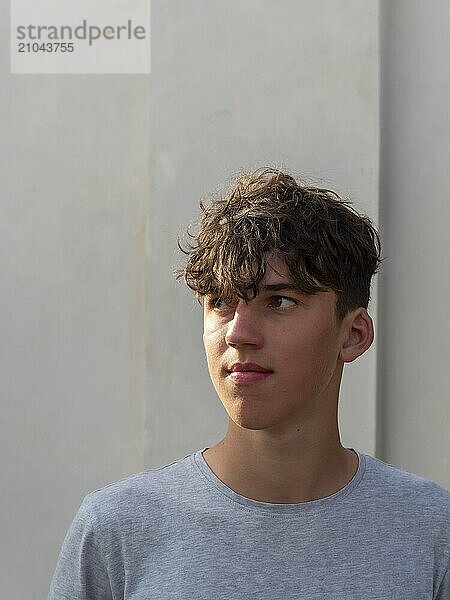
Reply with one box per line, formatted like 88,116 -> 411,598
48,496 -> 113,600
436,557 -> 450,600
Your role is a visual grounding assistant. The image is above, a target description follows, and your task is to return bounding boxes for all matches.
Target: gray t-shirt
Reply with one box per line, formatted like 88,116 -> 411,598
48,447 -> 450,599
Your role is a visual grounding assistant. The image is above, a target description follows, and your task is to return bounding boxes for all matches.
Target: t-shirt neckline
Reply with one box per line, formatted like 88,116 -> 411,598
191,446 -> 366,514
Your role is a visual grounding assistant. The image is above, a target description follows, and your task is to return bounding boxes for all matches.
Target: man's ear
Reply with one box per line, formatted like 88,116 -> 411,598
339,308 -> 374,363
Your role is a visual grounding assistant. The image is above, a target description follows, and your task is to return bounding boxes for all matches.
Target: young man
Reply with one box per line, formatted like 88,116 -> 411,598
49,168 -> 450,599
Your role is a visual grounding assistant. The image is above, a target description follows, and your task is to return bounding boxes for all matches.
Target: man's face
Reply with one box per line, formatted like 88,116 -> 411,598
202,254 -> 348,432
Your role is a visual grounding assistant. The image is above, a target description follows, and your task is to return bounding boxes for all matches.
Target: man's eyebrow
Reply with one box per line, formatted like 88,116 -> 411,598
260,283 -> 303,293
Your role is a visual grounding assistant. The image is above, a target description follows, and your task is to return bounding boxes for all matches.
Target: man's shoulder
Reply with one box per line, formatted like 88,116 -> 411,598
362,452 -> 450,519
80,451 -> 195,524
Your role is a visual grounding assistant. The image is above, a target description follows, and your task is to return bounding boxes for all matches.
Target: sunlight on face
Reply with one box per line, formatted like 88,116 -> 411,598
202,254 -> 345,432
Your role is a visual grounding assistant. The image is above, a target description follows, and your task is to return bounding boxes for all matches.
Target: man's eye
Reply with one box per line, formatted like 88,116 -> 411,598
212,298 -> 226,309
268,295 -> 298,309
208,297 -> 233,310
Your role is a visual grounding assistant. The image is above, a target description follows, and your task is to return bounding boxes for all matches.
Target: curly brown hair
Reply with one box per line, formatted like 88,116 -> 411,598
175,167 -> 382,322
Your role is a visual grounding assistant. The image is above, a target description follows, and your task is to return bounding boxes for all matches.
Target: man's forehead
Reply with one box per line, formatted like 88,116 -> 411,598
262,255 -> 291,283
262,255 -> 330,295
204,252 -> 332,299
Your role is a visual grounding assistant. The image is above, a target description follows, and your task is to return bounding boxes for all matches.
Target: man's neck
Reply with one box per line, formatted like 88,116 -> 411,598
202,426 -> 358,504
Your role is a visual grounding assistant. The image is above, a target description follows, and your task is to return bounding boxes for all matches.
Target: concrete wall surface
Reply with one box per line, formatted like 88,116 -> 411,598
378,0 -> 450,484
0,2 -> 149,597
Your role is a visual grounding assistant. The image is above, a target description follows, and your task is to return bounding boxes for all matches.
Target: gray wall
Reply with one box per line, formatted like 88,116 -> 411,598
1,1 -> 448,598
378,0 -> 450,482
0,3 -> 149,597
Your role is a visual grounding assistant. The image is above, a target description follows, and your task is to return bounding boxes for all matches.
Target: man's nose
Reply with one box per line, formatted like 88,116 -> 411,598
224,301 -> 263,348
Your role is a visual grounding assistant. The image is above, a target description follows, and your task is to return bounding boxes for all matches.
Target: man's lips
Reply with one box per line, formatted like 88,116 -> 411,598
228,362 -> 273,373
226,362 -> 273,384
